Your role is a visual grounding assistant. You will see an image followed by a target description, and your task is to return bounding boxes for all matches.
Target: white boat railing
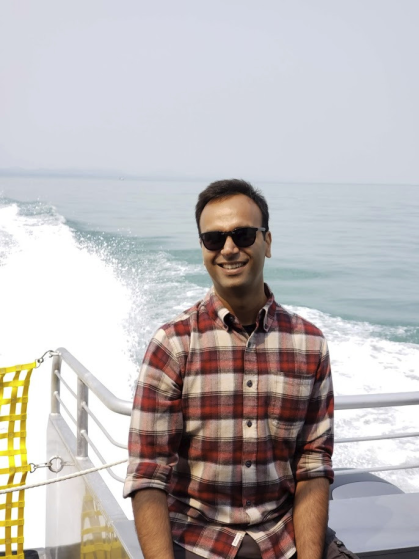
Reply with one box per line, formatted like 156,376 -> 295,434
51,347 -> 131,483
51,347 -> 419,481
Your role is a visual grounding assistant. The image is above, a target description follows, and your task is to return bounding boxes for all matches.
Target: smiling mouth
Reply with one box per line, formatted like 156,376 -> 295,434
218,262 -> 247,270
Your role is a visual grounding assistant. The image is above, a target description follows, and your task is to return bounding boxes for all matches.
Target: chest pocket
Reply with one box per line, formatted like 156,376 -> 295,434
267,372 -> 314,439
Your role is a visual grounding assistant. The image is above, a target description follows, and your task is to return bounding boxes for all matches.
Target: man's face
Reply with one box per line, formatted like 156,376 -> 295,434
199,194 -> 272,300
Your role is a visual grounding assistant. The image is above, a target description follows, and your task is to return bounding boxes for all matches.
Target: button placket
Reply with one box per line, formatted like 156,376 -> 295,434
243,341 -> 257,509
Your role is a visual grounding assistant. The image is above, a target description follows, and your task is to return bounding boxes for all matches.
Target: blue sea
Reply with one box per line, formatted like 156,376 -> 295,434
1,176 -> 419,505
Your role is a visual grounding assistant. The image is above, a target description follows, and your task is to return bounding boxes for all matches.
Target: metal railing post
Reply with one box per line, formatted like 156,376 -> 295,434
51,353 -> 62,414
77,378 -> 89,458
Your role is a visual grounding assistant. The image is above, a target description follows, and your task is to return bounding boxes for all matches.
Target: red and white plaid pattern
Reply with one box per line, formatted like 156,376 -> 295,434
124,287 -> 334,559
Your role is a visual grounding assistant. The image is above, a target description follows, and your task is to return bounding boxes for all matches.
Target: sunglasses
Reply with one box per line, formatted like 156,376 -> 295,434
199,227 -> 266,251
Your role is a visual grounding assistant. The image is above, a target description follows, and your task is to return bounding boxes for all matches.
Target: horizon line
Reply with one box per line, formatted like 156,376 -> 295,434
0,167 -> 418,188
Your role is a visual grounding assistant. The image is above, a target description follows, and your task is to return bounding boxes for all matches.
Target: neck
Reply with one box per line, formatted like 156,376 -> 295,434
215,284 -> 268,325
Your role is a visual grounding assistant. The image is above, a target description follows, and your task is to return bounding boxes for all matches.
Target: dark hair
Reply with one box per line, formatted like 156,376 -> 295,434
195,179 -> 269,233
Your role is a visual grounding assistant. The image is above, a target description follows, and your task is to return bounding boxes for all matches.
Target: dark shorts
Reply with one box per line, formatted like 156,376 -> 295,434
173,528 -> 359,559
322,528 -> 360,559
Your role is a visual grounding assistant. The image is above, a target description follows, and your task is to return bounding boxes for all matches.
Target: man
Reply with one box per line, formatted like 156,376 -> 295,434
124,179 -> 339,559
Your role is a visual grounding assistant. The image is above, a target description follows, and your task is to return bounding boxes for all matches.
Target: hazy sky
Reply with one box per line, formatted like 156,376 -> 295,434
1,1 -> 418,184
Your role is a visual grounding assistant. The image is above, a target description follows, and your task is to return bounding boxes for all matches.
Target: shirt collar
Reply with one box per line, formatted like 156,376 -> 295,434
201,285 -> 277,332
260,284 -> 276,332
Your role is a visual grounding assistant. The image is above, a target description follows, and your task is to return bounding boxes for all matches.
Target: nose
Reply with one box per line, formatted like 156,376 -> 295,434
221,234 -> 239,256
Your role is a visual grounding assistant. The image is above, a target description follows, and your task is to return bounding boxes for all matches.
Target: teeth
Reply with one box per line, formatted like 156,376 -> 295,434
221,263 -> 245,269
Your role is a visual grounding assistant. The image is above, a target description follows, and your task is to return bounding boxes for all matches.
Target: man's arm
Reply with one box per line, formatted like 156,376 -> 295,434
292,335 -> 334,558
293,477 -> 330,559
124,330 -> 184,557
132,489 -> 175,559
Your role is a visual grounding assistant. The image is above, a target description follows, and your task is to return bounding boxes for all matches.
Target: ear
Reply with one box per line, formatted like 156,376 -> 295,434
264,231 -> 272,258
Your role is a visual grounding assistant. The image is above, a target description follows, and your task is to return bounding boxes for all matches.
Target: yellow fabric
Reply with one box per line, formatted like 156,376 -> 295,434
81,494 -> 126,559
0,362 -> 36,558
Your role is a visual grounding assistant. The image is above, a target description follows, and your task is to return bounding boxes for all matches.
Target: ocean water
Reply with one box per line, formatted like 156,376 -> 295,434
1,176 -> 419,543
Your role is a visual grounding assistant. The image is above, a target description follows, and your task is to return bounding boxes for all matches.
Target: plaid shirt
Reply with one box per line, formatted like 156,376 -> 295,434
124,286 -> 334,559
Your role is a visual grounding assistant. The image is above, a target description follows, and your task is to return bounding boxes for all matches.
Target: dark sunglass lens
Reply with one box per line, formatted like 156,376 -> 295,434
202,232 -> 224,250
233,228 -> 256,247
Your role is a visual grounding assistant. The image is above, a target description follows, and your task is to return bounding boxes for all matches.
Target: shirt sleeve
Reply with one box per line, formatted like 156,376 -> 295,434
293,337 -> 334,483
123,327 -> 184,498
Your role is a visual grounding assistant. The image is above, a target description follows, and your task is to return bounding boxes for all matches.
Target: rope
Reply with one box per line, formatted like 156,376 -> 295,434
0,458 -> 127,495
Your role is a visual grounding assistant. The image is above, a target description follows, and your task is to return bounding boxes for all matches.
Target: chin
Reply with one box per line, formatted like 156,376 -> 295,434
217,279 -> 250,294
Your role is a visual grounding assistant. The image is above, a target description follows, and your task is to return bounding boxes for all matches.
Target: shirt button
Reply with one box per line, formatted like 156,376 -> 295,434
246,420 -> 252,427
245,460 -> 252,468
246,380 -> 253,387
246,500 -> 251,506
